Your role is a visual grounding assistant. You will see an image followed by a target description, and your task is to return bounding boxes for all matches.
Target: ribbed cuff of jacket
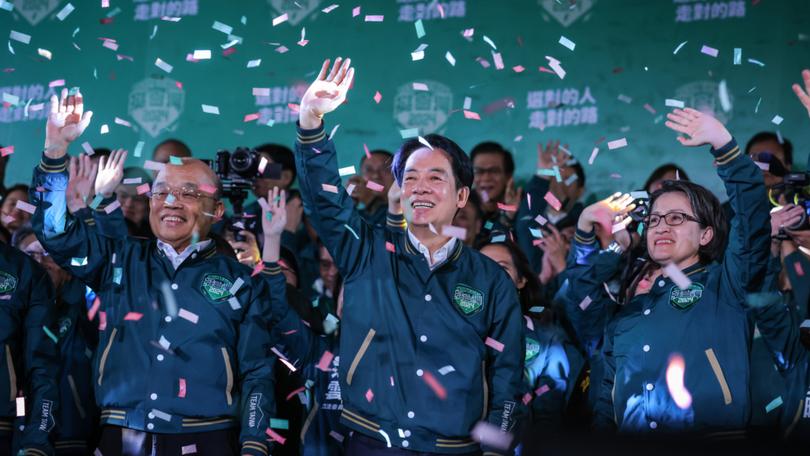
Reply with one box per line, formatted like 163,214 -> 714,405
710,138 -> 740,166
39,152 -> 68,173
574,228 -> 596,245
22,446 -> 52,456
260,261 -> 283,276
240,440 -> 269,456
387,212 -> 407,230
296,122 -> 327,145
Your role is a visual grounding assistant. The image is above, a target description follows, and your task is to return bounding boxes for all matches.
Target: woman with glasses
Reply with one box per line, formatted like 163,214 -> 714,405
562,108 -> 770,436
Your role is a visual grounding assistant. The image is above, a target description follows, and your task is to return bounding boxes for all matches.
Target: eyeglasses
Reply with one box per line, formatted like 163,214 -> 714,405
473,166 -> 504,176
150,185 -> 215,204
645,211 -> 702,228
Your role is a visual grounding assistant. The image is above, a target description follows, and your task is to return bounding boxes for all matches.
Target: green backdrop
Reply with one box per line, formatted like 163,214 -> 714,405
2,0 -> 809,201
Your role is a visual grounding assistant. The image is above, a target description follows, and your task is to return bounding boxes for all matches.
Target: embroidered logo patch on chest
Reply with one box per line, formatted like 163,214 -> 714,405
0,271 -> 18,294
200,274 -> 233,302
525,337 -> 541,362
453,283 -> 484,315
669,283 -> 704,310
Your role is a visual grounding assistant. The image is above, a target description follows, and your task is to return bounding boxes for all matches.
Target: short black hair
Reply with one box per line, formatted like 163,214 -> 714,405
465,189 -> 485,221
256,143 -> 296,184
745,132 -> 793,166
643,163 -> 690,192
470,141 -> 515,176
361,149 -> 394,166
154,139 -> 192,157
92,147 -> 112,158
392,134 -> 473,190
647,180 -> 727,264
569,160 -> 586,188
3,183 -> 29,200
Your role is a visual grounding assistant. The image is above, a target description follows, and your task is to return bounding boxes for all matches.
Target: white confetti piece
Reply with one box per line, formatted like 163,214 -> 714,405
143,160 -> 166,172
122,178 -> 142,185
114,117 -> 131,127
100,124 -> 109,134
665,99 -> 685,108
664,263 -> 692,289
364,15 -> 383,22
673,41 -> 687,54
81,142 -> 94,155
441,225 -> 467,240
37,48 -> 51,59
471,421 -> 513,450
718,80 -> 732,113
588,147 -> 599,165
482,35 -> 497,50
558,35 -> 576,51
15,397 -> 24,417
415,19 -> 425,38
0,0 -> 13,12
133,141 -> 145,158
229,277 -> 244,295
338,166 -> 356,177
15,200 -> 36,215
151,408 -> 172,422
400,128 -> 419,138
252,87 -> 270,97
246,59 -> 261,68
607,138 -> 628,150
228,296 -> 241,310
201,104 -> 220,115
492,51 -> 504,70
771,115 -> 784,125
192,49 -> 211,60
212,21 -> 232,34
411,43 -> 428,61
412,82 -> 428,91
733,48 -> 741,65
418,136 -> 433,150
700,45 -> 718,57
9,30 -> 31,44
578,296 -> 592,311
748,58 -> 765,67
322,4 -> 339,13
56,3 -> 75,20
1,93 -> 19,105
272,13 -> 288,26
545,56 -> 566,79
322,184 -> 339,193
155,58 -> 173,73
181,444 -> 197,454
445,51 -> 456,66
438,365 -> 455,375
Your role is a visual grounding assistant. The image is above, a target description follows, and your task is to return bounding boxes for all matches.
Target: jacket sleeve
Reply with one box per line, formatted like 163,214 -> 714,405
29,153 -> 118,291
238,262 -> 287,456
784,251 -> 810,312
592,320 -> 618,432
715,139 -> 771,304
562,229 -> 621,357
747,291 -> 807,375
20,261 -> 59,455
481,275 -> 526,456
515,176 -> 551,274
294,123 -> 373,281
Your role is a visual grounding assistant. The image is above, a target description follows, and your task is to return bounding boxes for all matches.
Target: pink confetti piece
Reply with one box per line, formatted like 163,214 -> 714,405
578,296 -> 592,311
522,392 -> 533,405
322,4 -> 339,13
198,184 -> 217,195
0,145 -> 13,157
543,191 -> 562,211
535,384 -> 550,396
496,202 -> 516,212
266,428 -> 286,445
143,160 -> 165,172
422,371 -> 447,400
385,241 -> 396,253
471,421 -> 513,450
512,65 -> 525,73
124,312 -> 143,321
14,200 -> 36,215
588,147 -> 599,165
136,183 -> 151,195
534,214 -> 548,225
87,297 -> 101,321
643,103 -> 657,114
243,113 -> 260,122
364,15 -> 383,22
322,183 -> 339,193
352,6 -> 360,17
366,180 -> 384,192
492,51 -> 504,70
329,431 -> 344,442
251,262 -> 265,277
485,337 -> 504,352
114,117 -> 131,127
286,386 -> 306,401
272,13 -> 288,26
99,311 -> 107,330
104,200 -> 121,214
607,138 -> 628,150
524,315 -> 535,331
373,91 -> 382,104
363,143 -> 371,159
178,308 -> 199,324
477,57 -> 491,68
178,378 -> 187,398
102,40 -> 118,51
794,261 -> 805,276
317,351 -> 334,371
441,225 -> 467,240
365,389 -> 374,402
412,82 -> 429,91
463,28 -> 474,38
48,79 -> 65,88
700,45 -> 719,57
275,45 -> 289,54
463,110 -> 481,120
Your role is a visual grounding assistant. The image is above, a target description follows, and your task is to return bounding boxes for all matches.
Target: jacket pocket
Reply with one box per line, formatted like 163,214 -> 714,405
221,347 -> 233,406
97,328 -> 118,386
4,345 -> 15,401
705,348 -> 732,405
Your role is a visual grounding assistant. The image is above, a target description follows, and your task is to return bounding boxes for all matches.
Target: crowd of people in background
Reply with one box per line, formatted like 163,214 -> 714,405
0,60 -> 809,456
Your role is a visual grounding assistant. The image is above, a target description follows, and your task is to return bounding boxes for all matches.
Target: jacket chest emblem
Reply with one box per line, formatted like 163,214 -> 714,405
0,271 -> 17,294
453,283 -> 483,315
525,337 -> 541,362
200,274 -> 233,302
669,283 -> 704,310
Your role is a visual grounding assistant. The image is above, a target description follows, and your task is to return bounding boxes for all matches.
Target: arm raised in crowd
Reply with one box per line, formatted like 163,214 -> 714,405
294,58 -> 373,280
30,89 -> 123,291
665,108 -> 770,301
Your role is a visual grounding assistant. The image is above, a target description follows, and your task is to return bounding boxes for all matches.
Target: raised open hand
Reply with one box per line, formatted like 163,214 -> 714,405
792,69 -> 810,119
665,108 -> 732,149
45,88 -> 93,158
66,154 -> 98,213
95,149 -> 127,198
299,57 -> 355,129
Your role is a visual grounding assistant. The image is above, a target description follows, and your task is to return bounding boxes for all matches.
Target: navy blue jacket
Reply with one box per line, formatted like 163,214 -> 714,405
295,124 -> 525,455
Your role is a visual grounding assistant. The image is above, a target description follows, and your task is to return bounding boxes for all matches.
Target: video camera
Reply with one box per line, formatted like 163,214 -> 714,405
770,171 -> 810,233
207,148 -> 282,242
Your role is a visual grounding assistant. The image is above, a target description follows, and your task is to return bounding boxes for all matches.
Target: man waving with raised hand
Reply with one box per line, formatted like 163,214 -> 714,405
294,58 -> 525,456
